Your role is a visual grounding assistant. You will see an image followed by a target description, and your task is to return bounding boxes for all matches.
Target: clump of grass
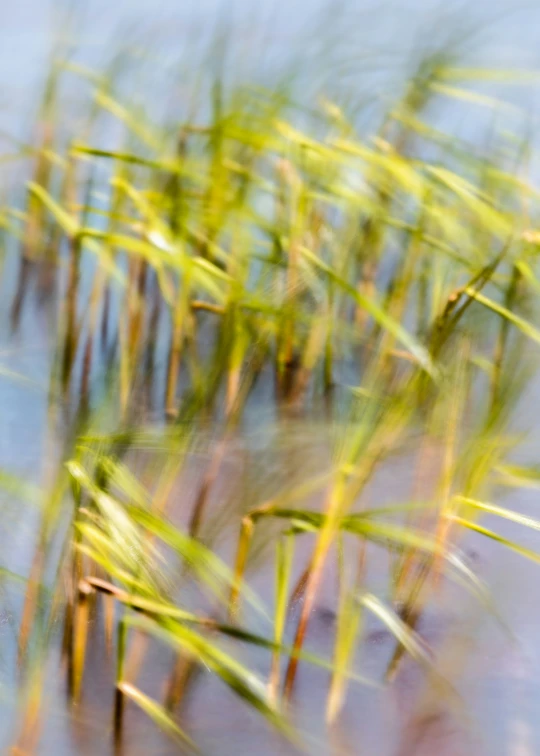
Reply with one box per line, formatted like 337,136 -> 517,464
3,24 -> 540,754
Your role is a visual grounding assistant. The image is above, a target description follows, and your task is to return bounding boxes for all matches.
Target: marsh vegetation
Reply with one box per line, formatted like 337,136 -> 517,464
2,9 -> 540,754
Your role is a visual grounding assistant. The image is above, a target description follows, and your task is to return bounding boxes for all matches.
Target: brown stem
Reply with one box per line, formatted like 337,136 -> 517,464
188,436 -> 229,539
61,237 -> 81,393
165,294 -> 184,417
283,549 -> 327,700
164,653 -> 198,712
228,516 -> 254,620
71,579 -> 94,701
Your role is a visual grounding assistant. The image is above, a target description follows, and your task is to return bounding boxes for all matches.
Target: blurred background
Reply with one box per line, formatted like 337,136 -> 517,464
1,2 -> 540,755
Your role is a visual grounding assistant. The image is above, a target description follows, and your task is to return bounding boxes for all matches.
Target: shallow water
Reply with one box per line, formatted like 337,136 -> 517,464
1,311 -> 539,756
2,1 -> 540,754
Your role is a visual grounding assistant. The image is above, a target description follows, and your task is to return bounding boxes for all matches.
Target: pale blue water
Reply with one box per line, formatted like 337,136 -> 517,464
2,0 -> 540,126
1,2 -> 540,754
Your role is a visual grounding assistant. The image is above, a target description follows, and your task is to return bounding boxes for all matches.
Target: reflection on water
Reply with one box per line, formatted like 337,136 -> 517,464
1,295 -> 540,755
